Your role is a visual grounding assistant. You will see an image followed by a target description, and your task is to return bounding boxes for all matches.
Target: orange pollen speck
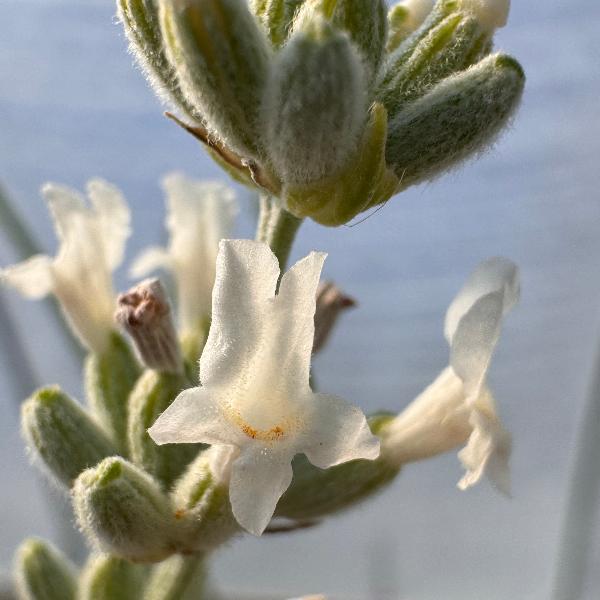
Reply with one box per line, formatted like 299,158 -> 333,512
240,423 -> 286,441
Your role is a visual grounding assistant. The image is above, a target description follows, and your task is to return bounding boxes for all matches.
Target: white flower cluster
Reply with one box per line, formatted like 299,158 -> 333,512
2,174 -> 519,536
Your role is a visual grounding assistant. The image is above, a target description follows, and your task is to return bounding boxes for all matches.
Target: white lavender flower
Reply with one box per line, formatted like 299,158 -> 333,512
1,180 -> 130,353
148,239 -> 379,535
381,257 -> 519,494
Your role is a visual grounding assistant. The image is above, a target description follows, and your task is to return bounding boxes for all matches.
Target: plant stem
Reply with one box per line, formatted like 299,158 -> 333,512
256,195 -> 303,272
551,342 -> 600,600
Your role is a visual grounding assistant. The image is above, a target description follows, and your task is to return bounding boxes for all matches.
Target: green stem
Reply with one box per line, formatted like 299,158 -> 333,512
256,195 -> 303,272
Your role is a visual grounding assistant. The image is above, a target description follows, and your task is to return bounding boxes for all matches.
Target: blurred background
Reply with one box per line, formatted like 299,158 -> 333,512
1,0 -> 600,598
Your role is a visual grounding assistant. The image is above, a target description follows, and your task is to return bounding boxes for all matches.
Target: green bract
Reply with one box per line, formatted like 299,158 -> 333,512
122,0 -> 524,226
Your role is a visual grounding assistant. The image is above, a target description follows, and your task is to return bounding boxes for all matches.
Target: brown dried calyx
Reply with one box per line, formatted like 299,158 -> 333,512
312,282 -> 356,355
116,278 -> 183,374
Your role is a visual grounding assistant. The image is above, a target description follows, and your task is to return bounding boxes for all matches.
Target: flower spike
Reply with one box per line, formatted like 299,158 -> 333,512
149,239 -> 379,535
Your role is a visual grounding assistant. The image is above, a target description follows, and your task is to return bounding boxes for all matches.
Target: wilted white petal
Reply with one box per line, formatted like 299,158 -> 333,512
382,257 -> 518,494
457,389 -> 511,495
444,257 -> 519,344
303,393 -> 380,469
129,247 -> 173,279
450,291 -> 504,398
1,255 -> 53,298
86,178 -> 131,269
148,388 -> 244,447
151,240 -> 378,535
229,446 -> 295,536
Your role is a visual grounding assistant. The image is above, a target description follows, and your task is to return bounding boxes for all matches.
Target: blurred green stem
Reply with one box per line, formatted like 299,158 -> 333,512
256,195 -> 303,272
551,340 -> 600,600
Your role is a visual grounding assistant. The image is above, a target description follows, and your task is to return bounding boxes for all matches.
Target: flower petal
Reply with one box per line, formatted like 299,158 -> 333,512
303,393 -> 380,469
445,258 -> 519,396
86,178 -> 131,270
200,240 -> 280,386
275,252 -> 327,390
162,174 -> 237,331
457,391 -> 511,495
1,255 -> 54,298
229,446 -> 294,536
148,387 -> 244,447
444,257 -> 519,344
129,247 -> 173,279
41,183 -> 87,242
381,367 -> 472,465
450,290 -> 504,397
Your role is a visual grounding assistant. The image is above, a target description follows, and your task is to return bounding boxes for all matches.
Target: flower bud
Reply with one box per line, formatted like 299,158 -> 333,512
85,332 -> 140,454
263,15 -> 367,185
73,457 -> 177,562
329,0 -> 388,83
250,0 -> 306,47
15,539 -> 77,600
21,386 -> 116,488
386,53 -> 525,186
171,446 -> 239,553
128,370 -> 202,489
79,554 -> 147,600
144,555 -> 207,600
117,0 -> 201,121
378,0 -> 499,120
276,415 -> 399,520
283,103 -> 399,226
159,0 -> 271,159
116,279 -> 183,375
386,0 -> 434,53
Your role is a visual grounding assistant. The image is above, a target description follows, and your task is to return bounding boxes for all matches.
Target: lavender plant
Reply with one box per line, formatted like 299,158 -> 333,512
3,0 -> 525,597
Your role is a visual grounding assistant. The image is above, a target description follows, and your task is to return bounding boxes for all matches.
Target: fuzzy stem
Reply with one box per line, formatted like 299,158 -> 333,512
256,195 -> 303,272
